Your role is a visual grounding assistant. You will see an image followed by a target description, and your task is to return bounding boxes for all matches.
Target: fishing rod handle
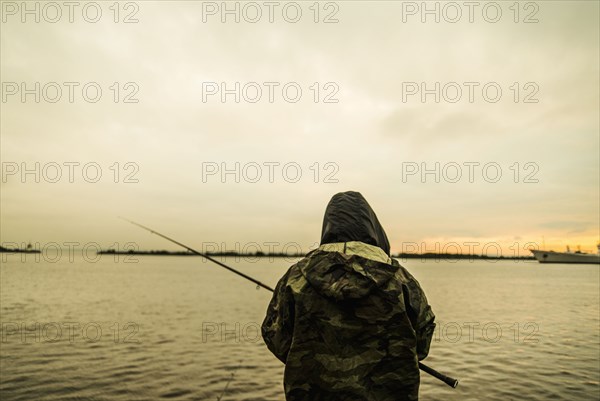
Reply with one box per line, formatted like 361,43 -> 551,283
418,362 -> 459,388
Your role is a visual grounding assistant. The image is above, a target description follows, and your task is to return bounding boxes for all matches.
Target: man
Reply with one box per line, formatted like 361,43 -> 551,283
262,191 -> 436,401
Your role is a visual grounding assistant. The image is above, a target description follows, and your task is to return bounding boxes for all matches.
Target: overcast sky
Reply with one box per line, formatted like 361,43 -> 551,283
1,1 -> 598,256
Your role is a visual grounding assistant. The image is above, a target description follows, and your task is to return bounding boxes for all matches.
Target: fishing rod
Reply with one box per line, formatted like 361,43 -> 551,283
120,217 -> 459,389
119,217 -> 274,292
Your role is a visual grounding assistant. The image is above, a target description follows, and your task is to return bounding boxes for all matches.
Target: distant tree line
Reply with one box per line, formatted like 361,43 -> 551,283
96,249 -> 533,260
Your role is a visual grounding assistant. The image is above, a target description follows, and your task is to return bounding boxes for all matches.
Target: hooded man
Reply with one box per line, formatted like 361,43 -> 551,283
262,191 -> 436,401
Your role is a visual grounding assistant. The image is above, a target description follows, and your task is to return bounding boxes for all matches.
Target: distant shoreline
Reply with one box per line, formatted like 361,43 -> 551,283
96,249 -> 534,260
97,250 -> 306,257
0,246 -> 41,254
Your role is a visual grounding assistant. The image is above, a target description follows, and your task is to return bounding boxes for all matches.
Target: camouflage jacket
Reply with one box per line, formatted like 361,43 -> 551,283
262,241 -> 436,401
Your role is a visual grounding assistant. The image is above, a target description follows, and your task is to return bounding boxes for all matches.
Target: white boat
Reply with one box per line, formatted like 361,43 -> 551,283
530,245 -> 600,264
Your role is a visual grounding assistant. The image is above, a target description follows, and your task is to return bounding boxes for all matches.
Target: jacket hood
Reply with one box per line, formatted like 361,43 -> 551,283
299,250 -> 399,300
320,191 -> 391,256
299,192 -> 395,300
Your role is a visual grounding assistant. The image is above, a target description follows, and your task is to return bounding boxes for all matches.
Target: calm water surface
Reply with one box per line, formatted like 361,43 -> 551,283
1,254 -> 599,400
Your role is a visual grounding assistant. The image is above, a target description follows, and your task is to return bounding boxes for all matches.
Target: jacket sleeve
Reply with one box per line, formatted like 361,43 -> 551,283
261,268 -> 295,364
394,261 -> 436,361
412,295 -> 436,361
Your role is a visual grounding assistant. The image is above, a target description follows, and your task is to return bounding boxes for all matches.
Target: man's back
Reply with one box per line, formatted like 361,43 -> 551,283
262,192 -> 436,401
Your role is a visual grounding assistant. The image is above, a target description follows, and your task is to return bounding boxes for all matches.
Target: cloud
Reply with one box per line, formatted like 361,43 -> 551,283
1,1 -> 598,252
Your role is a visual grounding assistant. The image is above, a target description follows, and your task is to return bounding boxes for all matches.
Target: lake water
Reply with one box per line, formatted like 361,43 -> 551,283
1,254 -> 599,400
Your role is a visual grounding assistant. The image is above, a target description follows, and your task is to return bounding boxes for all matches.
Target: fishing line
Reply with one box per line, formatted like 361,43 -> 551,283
216,359 -> 244,401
